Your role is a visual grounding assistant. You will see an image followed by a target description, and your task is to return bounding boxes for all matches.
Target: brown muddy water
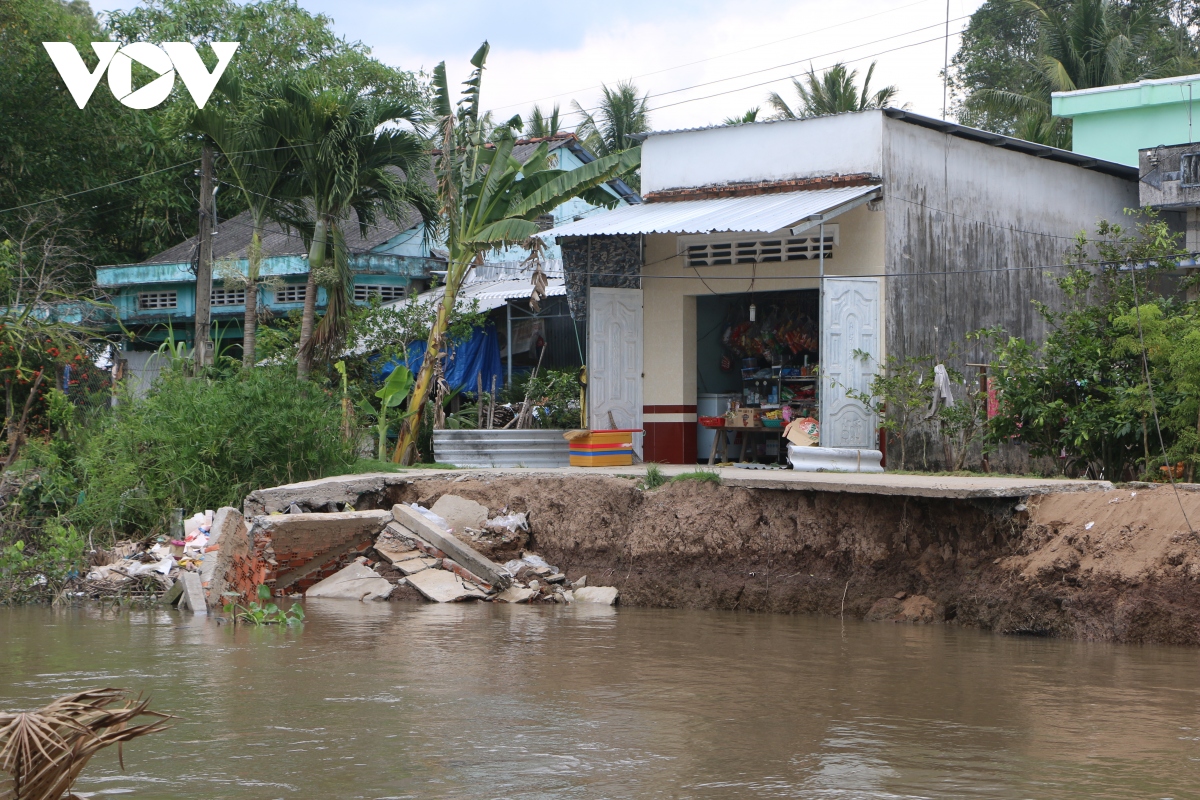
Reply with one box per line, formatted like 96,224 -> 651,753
2,603 -> 1199,800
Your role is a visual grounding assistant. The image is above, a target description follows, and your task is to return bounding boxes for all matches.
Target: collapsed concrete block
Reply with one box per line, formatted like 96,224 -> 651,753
161,578 -> 183,606
177,572 -> 208,615
392,505 -> 510,590
243,473 -> 412,516
573,586 -> 618,605
430,494 -> 489,533
306,559 -> 394,601
397,556 -> 439,575
493,585 -> 535,603
405,568 -> 489,602
255,510 -> 391,592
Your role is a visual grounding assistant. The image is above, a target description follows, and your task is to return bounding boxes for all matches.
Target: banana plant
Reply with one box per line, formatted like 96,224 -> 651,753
369,365 -> 414,461
392,41 -> 640,463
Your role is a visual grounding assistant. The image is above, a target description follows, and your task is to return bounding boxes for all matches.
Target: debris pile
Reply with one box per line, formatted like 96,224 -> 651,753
78,494 -> 617,610
331,497 -> 617,605
80,511 -> 217,606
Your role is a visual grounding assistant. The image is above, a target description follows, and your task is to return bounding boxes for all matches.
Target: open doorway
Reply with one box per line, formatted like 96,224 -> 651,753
695,289 -> 820,463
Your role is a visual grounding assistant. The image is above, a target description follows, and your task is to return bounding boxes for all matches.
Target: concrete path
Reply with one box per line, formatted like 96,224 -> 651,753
400,464 -> 1112,500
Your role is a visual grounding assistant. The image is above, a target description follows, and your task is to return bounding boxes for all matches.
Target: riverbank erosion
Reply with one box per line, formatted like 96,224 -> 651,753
242,470 -> 1200,645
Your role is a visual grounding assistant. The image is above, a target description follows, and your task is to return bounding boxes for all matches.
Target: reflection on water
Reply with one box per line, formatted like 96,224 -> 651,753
2,602 -> 1198,799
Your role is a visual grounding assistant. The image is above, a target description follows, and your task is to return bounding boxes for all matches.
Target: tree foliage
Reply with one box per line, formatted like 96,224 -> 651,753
0,0 -> 426,269
951,0 -> 1198,145
768,62 -> 898,119
981,212 -> 1199,480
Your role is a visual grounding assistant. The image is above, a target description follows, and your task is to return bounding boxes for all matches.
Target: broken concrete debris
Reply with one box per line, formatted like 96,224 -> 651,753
430,494 -> 489,534
573,586 -> 619,605
79,493 -> 617,611
306,558 -> 394,601
405,568 -> 489,602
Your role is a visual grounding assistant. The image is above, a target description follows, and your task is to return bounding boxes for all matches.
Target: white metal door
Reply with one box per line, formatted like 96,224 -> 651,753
821,277 -> 880,449
588,287 -> 643,455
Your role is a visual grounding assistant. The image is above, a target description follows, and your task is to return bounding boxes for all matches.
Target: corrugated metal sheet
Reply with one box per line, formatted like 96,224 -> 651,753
399,279 -> 566,312
433,429 -> 570,468
537,184 -> 879,238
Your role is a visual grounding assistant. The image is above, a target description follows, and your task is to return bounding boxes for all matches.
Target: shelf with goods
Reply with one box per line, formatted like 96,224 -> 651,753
740,358 -> 819,418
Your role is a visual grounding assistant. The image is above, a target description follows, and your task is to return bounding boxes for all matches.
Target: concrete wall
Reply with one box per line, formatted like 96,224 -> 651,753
880,116 -> 1139,368
1053,75 -> 1200,166
641,113 -> 883,193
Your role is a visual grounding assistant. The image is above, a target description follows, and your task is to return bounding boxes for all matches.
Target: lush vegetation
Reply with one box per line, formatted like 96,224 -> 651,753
951,0 -> 1200,146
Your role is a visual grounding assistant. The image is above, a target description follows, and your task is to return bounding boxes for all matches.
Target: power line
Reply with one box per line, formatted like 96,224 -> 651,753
488,0 -> 948,114
645,30 -> 968,115
553,18 -> 971,123
0,160 -> 199,216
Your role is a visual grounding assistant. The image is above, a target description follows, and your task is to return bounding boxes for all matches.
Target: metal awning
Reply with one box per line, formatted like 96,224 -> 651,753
537,184 -> 880,238
393,278 -> 566,313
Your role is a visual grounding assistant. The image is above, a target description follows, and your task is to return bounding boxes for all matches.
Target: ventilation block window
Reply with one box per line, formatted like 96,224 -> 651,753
138,291 -> 177,310
683,230 -> 836,268
211,288 -> 246,306
275,285 -> 307,304
353,284 -> 406,302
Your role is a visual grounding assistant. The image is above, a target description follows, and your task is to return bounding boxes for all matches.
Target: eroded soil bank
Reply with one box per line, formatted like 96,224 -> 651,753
246,473 -> 1200,645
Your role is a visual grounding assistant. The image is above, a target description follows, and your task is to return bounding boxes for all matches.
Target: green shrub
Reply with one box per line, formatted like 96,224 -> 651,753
71,367 -> 357,536
671,469 -> 721,485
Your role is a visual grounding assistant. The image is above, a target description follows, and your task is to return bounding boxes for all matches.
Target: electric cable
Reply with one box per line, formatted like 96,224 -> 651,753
1128,259 -> 1196,534
488,0 -> 948,113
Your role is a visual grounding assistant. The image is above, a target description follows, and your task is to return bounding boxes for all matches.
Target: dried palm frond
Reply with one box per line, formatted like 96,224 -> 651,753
0,688 -> 171,800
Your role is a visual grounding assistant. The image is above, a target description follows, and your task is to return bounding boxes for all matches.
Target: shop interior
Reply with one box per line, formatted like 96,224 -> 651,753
696,288 -> 820,463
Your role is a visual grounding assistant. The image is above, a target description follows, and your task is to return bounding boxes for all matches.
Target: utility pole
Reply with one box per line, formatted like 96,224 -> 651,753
195,143 -> 214,371
942,0 -> 950,120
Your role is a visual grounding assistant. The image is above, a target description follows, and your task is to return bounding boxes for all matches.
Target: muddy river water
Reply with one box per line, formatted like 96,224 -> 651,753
3,602 -> 1199,799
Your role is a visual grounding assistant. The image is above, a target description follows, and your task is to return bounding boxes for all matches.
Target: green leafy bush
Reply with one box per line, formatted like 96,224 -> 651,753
71,367 -> 357,536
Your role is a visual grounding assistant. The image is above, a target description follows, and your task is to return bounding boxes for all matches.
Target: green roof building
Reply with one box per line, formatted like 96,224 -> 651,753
1052,74 -> 1200,166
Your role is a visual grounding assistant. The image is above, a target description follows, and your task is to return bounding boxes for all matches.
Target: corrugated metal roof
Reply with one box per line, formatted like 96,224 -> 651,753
398,278 -> 566,312
537,184 -> 879,238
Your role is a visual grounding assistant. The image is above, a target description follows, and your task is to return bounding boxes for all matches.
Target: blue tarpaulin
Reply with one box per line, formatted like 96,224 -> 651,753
381,323 -> 504,394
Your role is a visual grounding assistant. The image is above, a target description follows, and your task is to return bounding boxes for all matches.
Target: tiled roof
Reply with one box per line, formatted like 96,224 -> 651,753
144,205 -> 427,265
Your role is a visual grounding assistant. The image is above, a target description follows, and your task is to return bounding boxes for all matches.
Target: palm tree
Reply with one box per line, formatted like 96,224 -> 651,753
524,103 -> 561,138
392,42 -> 639,464
192,81 -> 297,369
263,84 -> 436,379
570,80 -> 649,189
768,62 -> 898,119
973,0 -> 1161,146
723,107 -> 759,125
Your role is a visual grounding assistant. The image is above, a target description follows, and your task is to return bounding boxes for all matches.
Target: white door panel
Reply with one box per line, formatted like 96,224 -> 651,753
821,278 -> 880,449
588,288 -> 643,455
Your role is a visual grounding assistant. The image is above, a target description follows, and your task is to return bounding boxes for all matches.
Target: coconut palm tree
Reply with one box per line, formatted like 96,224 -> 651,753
723,107 -> 759,125
392,42 -> 639,464
768,62 -> 898,119
262,84 -> 436,379
192,81 -> 297,369
524,103 -> 561,138
972,0 -> 1162,146
570,80 -> 649,189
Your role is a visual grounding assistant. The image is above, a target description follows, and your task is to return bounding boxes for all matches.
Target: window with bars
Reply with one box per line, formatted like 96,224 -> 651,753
681,228 -> 837,268
275,285 -> 307,304
212,288 -> 246,306
354,284 -> 406,302
138,291 -> 177,310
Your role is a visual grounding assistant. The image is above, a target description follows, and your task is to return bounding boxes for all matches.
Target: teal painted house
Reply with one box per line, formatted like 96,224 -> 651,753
101,133 -> 636,353
1052,73 -> 1200,166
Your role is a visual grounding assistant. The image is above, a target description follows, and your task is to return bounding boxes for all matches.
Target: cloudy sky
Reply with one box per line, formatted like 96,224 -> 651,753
89,0 -> 985,130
